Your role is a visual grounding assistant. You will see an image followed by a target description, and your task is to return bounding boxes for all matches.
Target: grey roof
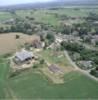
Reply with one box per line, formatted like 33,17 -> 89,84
79,61 -> 92,67
15,50 -> 33,61
48,64 -> 63,73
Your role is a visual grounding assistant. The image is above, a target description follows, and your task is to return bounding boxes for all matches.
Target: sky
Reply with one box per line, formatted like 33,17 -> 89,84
0,0 -> 96,6
0,0 -> 56,6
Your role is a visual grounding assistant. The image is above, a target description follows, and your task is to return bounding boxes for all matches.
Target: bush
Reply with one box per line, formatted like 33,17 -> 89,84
33,64 -> 38,68
40,59 -> 45,64
15,35 -> 20,39
46,33 -> 55,43
90,69 -> 98,77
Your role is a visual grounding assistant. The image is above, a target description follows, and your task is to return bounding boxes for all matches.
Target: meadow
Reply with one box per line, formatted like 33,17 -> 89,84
0,58 -> 10,98
5,70 -> 98,99
0,50 -> 98,99
38,49 -> 72,67
0,7 -> 97,26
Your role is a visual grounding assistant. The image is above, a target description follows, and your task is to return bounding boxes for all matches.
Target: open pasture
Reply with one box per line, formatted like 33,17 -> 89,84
6,70 -> 98,99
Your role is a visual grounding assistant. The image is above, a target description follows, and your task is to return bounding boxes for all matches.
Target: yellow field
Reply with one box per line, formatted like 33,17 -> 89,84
0,33 -> 39,55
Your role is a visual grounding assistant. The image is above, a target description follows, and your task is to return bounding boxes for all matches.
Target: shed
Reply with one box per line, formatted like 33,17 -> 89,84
48,64 -> 63,74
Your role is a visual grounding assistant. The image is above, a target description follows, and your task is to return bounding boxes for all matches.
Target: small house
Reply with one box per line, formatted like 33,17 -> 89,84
78,61 -> 93,70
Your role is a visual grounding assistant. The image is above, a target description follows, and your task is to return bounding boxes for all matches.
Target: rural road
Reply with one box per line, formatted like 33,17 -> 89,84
64,50 -> 98,82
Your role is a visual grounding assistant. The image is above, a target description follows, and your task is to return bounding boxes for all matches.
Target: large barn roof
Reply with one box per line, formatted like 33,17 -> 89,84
15,49 -> 33,61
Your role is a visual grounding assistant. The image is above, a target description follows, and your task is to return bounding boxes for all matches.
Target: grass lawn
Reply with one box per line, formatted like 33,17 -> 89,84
0,53 -> 98,99
38,49 -> 72,67
0,59 -> 10,98
8,70 -> 98,99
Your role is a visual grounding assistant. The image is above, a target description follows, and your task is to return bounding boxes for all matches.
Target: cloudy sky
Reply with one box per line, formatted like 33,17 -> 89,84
0,0 -> 56,6
0,0 -> 96,6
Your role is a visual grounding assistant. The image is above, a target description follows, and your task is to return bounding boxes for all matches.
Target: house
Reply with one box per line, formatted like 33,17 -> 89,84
32,39 -> 43,49
14,49 -> 34,64
56,34 -> 82,43
78,61 -> 93,70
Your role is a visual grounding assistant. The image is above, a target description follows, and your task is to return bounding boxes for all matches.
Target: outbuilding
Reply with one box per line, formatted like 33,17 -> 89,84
14,49 -> 34,64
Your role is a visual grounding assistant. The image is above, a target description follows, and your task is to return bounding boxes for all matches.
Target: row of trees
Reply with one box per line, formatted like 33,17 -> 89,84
60,41 -> 98,65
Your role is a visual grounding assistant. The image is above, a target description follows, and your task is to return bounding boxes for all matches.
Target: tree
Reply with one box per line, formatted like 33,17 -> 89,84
40,34 -> 44,42
87,12 -> 98,21
15,35 -> 20,39
78,28 -> 88,36
94,57 -> 98,65
0,27 -> 4,33
96,41 -> 98,46
61,41 -> 84,52
83,36 -> 91,43
46,33 -> 55,43
33,64 -> 38,68
40,59 -> 45,65
25,29 -> 33,35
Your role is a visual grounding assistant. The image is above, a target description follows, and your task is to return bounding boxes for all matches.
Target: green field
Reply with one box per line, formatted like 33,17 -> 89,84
0,55 -> 98,99
0,8 -> 98,26
16,8 -> 98,26
0,7 -> 98,99
7,70 -> 98,99
38,49 -> 71,67
0,59 -> 10,98
45,8 -> 98,17
0,12 -> 13,21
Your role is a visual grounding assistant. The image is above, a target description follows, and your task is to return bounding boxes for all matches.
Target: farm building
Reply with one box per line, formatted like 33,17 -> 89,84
32,39 -> 42,48
14,49 -> 34,64
48,64 -> 63,74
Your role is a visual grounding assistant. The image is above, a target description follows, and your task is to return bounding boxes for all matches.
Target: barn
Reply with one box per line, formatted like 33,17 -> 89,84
14,49 -> 34,64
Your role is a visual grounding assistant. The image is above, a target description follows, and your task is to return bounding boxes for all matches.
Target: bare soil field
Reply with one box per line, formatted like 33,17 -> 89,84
0,33 -> 39,55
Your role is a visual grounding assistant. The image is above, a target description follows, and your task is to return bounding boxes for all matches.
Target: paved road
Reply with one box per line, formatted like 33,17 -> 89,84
64,50 -> 98,82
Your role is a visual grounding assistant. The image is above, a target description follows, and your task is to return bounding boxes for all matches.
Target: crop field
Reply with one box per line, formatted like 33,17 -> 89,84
0,33 -> 38,55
